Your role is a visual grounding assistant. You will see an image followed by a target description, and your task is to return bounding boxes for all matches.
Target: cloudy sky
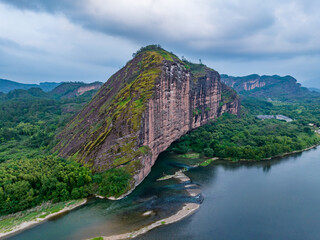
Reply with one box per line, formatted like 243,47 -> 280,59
0,0 -> 319,87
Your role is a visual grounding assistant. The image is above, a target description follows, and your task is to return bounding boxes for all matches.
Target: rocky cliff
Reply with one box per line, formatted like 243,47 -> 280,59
221,74 -> 319,101
55,46 -> 239,192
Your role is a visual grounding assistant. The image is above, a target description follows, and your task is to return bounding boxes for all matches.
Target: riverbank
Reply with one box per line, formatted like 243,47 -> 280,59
177,143 -> 320,164
94,144 -> 320,240
90,171 -> 201,240
236,143 -> 320,162
0,199 -> 87,239
98,203 -> 199,240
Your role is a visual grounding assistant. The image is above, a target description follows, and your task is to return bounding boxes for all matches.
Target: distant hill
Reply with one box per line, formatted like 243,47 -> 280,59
220,74 -> 320,101
38,82 -> 62,92
309,87 -> 320,93
0,82 -> 103,101
1,88 -> 49,100
49,82 -> 103,99
0,78 -> 61,93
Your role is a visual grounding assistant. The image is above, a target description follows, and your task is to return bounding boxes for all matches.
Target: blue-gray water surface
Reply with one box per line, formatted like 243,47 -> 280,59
6,147 -> 320,240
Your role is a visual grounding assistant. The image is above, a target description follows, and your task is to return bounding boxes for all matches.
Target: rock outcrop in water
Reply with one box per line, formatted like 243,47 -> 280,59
55,46 -> 239,192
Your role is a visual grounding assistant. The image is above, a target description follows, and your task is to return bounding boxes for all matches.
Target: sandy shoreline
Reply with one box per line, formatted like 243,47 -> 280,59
101,203 -> 199,240
0,199 -> 87,239
92,171 -> 201,240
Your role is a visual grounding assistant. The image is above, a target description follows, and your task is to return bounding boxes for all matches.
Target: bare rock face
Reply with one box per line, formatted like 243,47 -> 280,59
138,61 -> 239,183
76,83 -> 102,96
55,47 -> 240,192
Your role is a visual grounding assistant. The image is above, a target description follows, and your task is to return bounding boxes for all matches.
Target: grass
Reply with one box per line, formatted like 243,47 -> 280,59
90,237 -> 103,240
199,158 -> 217,167
179,153 -> 201,159
0,199 -> 84,233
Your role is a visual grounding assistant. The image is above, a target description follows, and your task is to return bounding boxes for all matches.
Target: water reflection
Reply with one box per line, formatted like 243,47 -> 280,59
136,147 -> 320,240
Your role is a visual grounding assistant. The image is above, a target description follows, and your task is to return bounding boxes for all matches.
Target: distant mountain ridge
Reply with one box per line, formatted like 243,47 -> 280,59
0,81 -> 103,100
0,78 -> 61,93
309,87 -> 320,93
221,74 -> 320,101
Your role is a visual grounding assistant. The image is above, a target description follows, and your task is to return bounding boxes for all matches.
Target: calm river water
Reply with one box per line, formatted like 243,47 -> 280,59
7,147 -> 320,240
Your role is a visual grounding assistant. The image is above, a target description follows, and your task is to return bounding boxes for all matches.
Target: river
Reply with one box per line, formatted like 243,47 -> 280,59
6,147 -> 320,240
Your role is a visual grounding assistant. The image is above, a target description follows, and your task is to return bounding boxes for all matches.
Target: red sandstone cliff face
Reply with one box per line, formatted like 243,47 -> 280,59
56,49 -> 239,191
137,61 -> 239,184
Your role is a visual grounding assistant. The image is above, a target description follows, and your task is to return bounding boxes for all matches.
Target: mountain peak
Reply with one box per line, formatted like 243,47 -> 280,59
55,47 -> 240,197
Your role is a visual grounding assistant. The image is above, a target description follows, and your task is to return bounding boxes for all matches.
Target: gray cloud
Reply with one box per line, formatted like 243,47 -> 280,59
3,0 -> 320,56
0,0 -> 80,13
0,0 -> 320,86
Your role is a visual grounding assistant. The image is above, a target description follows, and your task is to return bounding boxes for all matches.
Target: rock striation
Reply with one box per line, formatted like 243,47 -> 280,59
55,46 -> 239,192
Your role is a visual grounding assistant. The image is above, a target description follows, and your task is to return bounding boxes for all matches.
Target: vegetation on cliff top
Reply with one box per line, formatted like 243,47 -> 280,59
132,44 -> 181,62
182,58 -> 211,79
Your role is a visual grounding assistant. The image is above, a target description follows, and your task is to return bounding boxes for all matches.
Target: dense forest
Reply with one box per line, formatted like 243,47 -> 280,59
0,88 -> 130,216
170,97 -> 320,160
1,82 -> 320,216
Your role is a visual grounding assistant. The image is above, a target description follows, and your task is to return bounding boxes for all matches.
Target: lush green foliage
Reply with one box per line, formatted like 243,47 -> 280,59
0,157 -> 92,215
132,44 -> 180,62
182,58 -> 213,79
0,89 -> 91,163
170,97 -> 320,160
0,200 -> 83,233
97,169 -> 131,197
0,154 -> 131,215
2,70 -> 320,217
0,88 -> 131,216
